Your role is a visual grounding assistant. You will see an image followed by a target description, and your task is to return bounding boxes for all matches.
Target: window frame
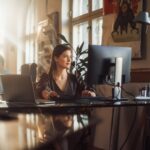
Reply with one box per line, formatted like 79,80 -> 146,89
70,0 -> 104,45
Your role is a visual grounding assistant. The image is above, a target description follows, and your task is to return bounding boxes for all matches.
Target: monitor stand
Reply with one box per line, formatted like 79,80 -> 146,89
113,57 -> 123,100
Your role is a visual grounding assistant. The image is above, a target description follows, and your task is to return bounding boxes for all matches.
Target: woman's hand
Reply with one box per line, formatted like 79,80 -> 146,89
42,90 -> 59,100
81,90 -> 96,97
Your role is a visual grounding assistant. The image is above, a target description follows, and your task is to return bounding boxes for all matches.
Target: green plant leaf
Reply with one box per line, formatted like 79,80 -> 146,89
77,67 -> 85,71
76,46 -> 80,56
80,49 -> 88,55
58,33 -> 72,47
77,62 -> 87,67
79,58 -> 88,64
82,72 -> 87,77
78,42 -> 84,54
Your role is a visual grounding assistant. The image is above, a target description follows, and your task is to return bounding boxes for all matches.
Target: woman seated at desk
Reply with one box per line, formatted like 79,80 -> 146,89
36,44 -> 96,100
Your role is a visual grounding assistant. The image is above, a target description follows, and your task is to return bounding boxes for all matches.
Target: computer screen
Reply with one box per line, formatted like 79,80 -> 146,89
87,45 -> 132,86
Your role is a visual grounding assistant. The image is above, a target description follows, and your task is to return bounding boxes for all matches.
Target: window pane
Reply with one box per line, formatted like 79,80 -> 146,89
73,22 -> 89,78
26,40 -> 35,63
92,17 -> 103,45
73,22 -> 89,52
73,0 -> 88,18
92,0 -> 103,11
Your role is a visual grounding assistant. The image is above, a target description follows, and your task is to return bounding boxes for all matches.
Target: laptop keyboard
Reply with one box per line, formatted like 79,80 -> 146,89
0,100 -> 37,106
53,96 -> 114,105
36,99 -> 56,104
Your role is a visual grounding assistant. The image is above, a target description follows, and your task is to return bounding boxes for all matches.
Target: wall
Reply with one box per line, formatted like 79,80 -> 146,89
36,0 -> 61,22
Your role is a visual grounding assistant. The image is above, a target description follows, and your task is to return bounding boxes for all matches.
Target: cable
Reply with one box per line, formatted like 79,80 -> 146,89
105,79 -> 136,100
109,107 -> 115,150
104,80 -> 138,150
121,86 -> 135,98
104,81 -> 125,100
115,86 -> 122,100
119,105 -> 137,150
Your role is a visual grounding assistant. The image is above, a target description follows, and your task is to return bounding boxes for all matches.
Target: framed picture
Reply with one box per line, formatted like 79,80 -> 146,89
102,0 -> 145,59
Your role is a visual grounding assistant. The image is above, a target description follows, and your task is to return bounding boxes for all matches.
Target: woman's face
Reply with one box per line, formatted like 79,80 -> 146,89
55,50 -> 72,69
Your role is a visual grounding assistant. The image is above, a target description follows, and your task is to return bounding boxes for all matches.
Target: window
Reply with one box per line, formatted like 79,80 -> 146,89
25,0 -> 37,64
92,17 -> 103,45
71,0 -> 104,49
73,0 -> 89,18
73,21 -> 89,50
92,0 -> 103,11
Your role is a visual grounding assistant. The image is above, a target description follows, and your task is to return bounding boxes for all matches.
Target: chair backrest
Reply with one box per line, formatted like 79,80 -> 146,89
21,63 -> 37,83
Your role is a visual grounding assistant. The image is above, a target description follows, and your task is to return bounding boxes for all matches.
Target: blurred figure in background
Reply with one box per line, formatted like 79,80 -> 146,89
0,54 -> 10,94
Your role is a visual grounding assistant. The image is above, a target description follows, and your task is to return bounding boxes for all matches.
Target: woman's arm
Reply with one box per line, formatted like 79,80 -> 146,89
36,73 -> 49,98
70,74 -> 96,97
36,73 -> 59,100
42,90 -> 59,100
81,90 -> 96,97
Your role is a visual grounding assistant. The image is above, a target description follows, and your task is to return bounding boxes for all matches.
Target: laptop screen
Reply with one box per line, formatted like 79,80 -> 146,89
0,74 -> 35,103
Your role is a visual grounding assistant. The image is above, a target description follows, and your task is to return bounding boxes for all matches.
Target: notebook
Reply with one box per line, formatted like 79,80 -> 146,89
0,74 -> 55,105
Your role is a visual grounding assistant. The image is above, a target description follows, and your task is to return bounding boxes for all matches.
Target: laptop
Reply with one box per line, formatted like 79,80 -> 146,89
0,74 -> 55,105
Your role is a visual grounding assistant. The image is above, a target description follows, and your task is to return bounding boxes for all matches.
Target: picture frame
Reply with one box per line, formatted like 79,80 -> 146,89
102,0 -> 145,59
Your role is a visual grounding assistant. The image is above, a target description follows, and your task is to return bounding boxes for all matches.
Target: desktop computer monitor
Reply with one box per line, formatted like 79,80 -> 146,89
87,45 -> 132,88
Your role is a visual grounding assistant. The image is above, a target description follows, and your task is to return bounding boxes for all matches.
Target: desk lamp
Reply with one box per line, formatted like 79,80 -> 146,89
134,11 -> 150,25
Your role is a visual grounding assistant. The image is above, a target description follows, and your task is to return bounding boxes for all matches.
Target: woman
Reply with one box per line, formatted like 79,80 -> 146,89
36,44 -> 95,100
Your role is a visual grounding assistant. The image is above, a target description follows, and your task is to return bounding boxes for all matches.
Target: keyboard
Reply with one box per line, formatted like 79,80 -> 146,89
52,96 -> 114,105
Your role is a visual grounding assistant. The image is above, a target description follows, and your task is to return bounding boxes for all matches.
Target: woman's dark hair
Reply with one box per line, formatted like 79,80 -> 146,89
48,44 -> 72,76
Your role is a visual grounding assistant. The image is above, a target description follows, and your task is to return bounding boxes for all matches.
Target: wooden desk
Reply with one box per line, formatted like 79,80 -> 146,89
0,99 -> 150,150
0,111 -> 99,150
0,99 -> 150,114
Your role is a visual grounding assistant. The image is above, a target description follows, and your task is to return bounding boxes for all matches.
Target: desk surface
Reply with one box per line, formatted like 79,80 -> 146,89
0,112 -> 98,150
1,99 -> 150,114
0,99 -> 149,150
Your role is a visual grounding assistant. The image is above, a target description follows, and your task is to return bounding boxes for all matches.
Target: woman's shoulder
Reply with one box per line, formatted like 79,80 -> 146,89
68,73 -> 77,80
39,73 -> 50,82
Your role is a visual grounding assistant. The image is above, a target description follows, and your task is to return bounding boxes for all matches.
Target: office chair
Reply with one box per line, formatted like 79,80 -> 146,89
21,63 -> 37,83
